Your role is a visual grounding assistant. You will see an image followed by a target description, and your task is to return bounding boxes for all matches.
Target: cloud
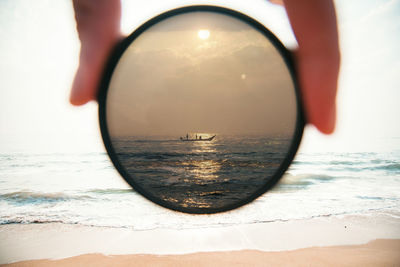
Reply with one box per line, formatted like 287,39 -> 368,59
107,42 -> 297,137
145,10 -> 254,32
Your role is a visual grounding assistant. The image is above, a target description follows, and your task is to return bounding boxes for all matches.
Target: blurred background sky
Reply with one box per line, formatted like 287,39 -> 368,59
0,0 -> 399,153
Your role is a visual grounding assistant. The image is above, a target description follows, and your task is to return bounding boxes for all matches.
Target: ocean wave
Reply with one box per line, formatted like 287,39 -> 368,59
356,196 -> 384,200
373,163 -> 400,171
117,152 -> 186,160
279,173 -> 335,186
370,159 -> 388,164
0,219 -> 66,225
292,160 -> 357,166
87,188 -> 134,195
273,173 -> 337,191
0,191 -> 92,204
2,207 -> 398,230
328,160 -> 358,165
0,189 -> 138,205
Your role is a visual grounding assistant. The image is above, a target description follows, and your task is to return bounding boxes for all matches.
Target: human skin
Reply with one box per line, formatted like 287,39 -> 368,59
283,0 -> 340,134
70,0 -> 340,134
70,0 -> 121,106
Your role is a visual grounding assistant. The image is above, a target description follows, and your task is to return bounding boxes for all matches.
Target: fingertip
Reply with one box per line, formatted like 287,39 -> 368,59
69,95 -> 90,106
69,66 -> 98,106
69,85 -> 96,106
316,123 -> 335,135
311,105 -> 336,135
69,89 -> 97,106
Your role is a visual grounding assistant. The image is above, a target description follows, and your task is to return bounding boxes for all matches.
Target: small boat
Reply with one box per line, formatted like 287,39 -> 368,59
180,134 -> 216,142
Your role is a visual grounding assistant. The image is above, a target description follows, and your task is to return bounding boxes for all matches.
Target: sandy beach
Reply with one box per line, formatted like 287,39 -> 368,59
1,213 -> 399,266
2,239 -> 399,266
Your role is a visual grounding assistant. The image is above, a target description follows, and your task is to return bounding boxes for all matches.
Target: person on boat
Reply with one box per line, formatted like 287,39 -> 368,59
186,134 -> 188,140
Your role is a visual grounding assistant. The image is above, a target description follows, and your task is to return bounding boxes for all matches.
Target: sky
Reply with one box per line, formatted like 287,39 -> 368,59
0,0 -> 399,153
107,12 -> 296,137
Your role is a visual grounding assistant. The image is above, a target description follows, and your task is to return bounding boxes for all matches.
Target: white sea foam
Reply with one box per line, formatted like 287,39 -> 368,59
0,150 -> 399,230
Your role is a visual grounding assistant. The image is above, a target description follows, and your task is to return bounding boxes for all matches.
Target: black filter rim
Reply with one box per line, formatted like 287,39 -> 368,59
98,5 -> 305,214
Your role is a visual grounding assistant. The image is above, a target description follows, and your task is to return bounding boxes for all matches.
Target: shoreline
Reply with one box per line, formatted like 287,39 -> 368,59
1,213 -> 399,264
2,239 -> 400,267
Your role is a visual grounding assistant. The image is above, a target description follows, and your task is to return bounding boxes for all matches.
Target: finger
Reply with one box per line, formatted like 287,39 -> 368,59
70,0 -> 121,106
283,0 -> 340,134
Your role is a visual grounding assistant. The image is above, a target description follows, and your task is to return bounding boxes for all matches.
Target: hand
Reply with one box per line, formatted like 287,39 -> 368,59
70,0 -> 340,134
70,0 -> 121,106
283,0 -> 340,134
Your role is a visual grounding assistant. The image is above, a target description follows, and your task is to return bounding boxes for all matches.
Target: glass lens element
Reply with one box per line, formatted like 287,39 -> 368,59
105,10 -> 298,213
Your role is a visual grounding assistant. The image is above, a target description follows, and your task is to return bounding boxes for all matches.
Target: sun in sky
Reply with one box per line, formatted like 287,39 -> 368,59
198,29 -> 210,40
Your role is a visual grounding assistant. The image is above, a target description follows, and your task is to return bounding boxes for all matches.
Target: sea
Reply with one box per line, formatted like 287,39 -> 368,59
1,136 -> 400,231
111,135 -> 292,212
